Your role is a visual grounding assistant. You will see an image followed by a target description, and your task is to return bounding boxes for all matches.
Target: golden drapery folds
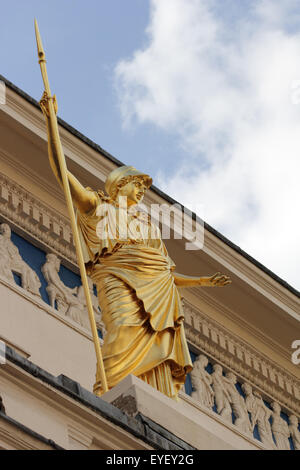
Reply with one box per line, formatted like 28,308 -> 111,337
76,167 -> 193,400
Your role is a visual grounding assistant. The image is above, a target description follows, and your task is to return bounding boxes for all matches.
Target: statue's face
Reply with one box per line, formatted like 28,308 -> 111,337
227,373 -> 236,383
47,254 -> 60,271
199,355 -> 208,367
55,258 -> 61,271
118,180 -> 146,206
213,364 -> 222,374
242,383 -> 251,395
0,224 -> 11,238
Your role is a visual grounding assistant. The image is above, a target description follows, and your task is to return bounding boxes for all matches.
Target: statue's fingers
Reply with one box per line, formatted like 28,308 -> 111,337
211,272 -> 221,281
218,279 -> 231,286
41,90 -> 49,101
39,101 -> 49,117
214,275 -> 226,284
220,275 -> 230,281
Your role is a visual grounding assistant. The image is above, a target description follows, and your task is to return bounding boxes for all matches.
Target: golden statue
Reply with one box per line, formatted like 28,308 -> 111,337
35,21 -> 231,400
40,93 -> 231,399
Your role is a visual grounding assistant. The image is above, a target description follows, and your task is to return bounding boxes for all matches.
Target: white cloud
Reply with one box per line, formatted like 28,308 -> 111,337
115,0 -> 300,290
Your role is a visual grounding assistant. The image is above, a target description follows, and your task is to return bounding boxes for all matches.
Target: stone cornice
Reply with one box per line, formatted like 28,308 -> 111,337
0,354 -> 189,450
202,233 -> 300,319
0,145 -> 66,209
188,287 -> 291,361
2,86 -> 113,188
0,413 -> 64,450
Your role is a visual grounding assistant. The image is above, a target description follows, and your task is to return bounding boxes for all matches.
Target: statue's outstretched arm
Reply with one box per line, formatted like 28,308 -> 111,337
173,271 -> 231,288
39,92 -> 97,214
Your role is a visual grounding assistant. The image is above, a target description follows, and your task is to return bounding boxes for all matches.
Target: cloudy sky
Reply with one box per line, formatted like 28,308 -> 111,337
0,0 -> 299,290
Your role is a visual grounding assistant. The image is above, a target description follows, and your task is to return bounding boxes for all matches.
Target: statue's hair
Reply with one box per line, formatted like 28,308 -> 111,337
105,165 -> 152,199
46,253 -> 59,263
0,223 -> 11,234
110,175 -> 148,201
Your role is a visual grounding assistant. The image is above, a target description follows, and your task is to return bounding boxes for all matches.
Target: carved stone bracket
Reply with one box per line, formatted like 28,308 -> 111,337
183,298 -> 300,417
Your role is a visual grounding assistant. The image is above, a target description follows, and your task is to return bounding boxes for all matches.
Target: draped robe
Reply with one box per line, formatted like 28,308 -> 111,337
76,190 -> 193,399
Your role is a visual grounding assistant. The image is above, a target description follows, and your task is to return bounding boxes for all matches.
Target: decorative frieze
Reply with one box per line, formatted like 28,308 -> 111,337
189,352 -> 299,449
0,223 -> 41,297
242,383 -> 274,447
183,298 -> 300,417
0,172 -> 76,265
270,402 -> 290,450
190,355 -> 214,409
224,372 -> 252,436
211,363 -> 232,423
42,253 -> 105,335
289,415 -> 300,450
0,220 -> 105,336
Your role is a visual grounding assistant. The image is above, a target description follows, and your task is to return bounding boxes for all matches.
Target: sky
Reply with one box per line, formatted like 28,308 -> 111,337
0,0 -> 299,291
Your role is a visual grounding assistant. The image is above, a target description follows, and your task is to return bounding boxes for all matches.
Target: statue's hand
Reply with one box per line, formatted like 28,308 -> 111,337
199,272 -> 231,287
39,91 -> 58,118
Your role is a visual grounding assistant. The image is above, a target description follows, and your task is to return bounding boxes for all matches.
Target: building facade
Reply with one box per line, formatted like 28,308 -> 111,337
0,75 -> 299,450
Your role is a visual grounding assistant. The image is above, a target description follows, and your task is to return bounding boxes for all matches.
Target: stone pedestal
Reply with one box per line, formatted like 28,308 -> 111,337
101,375 -> 266,450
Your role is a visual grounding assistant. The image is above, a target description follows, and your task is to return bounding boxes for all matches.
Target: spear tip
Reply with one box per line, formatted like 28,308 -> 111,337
34,18 -> 46,62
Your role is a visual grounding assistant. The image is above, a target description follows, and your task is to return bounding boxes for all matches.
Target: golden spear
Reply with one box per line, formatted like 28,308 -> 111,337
34,19 -> 108,395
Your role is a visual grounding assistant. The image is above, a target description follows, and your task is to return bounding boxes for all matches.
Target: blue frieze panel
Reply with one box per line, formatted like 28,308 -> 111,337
10,230 -> 82,304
